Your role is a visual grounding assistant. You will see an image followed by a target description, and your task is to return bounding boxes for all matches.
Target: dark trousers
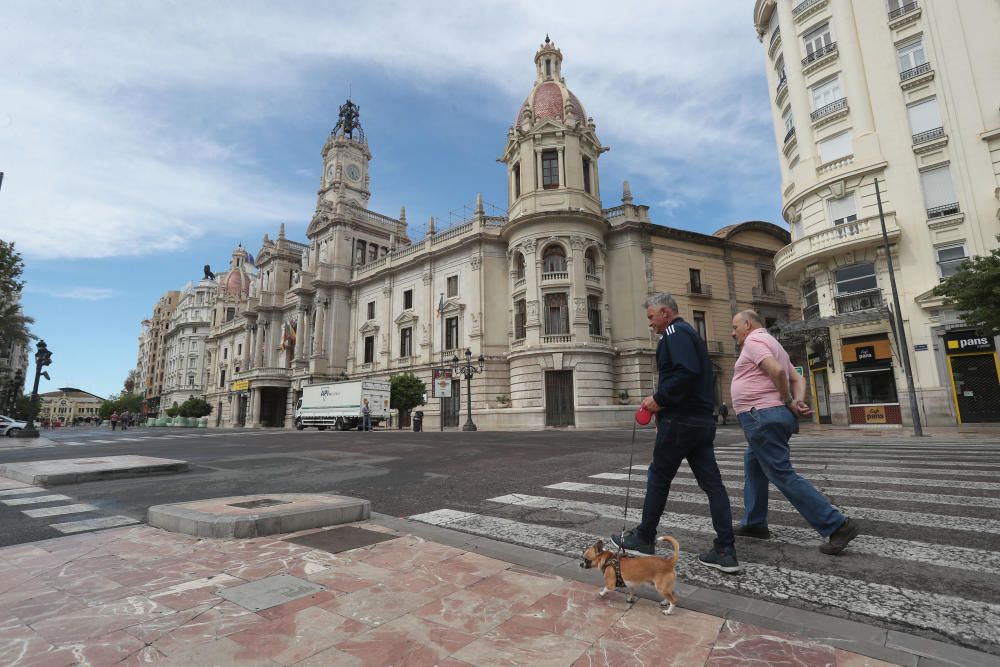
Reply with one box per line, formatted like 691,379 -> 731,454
638,415 -> 735,552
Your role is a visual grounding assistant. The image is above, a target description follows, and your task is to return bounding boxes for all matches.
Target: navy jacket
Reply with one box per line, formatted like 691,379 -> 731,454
652,317 -> 715,418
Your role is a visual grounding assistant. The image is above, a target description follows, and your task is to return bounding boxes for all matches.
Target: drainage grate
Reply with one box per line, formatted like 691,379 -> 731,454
285,526 -> 399,554
217,574 -> 326,612
227,498 -> 292,510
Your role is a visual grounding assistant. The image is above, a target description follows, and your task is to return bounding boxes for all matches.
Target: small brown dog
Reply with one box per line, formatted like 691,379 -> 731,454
580,535 -> 680,614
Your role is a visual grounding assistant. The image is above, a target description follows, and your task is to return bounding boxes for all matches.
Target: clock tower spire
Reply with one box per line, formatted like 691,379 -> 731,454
319,98 -> 371,208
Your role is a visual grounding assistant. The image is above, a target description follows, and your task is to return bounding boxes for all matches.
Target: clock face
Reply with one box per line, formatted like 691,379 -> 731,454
346,164 -> 361,182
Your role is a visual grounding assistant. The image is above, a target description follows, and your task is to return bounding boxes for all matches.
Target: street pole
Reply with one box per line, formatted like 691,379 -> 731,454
440,292 -> 445,432
16,340 -> 52,439
452,348 -> 484,432
874,178 -> 924,437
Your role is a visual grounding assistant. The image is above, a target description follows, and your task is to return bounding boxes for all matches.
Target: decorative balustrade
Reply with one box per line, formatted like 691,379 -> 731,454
927,202 -> 960,219
835,289 -> 884,315
792,0 -> 825,17
912,127 -> 944,145
590,335 -> 610,345
752,286 -> 787,304
541,271 -> 569,281
802,42 -> 837,67
513,277 -> 527,289
511,338 -> 525,348
350,206 -> 402,231
603,205 -> 626,220
888,1 -> 918,20
774,215 -> 900,278
900,62 -> 931,81
585,273 -> 600,283
811,97 -> 847,122
542,334 -> 572,344
431,221 -> 473,245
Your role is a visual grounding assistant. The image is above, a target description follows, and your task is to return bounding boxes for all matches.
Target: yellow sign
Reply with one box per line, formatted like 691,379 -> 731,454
863,406 -> 887,424
230,379 -> 249,392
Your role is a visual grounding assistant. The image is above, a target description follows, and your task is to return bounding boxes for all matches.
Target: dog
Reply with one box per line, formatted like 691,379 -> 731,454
580,535 -> 679,615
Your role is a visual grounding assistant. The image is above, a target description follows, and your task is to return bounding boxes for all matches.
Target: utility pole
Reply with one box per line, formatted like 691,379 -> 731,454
874,178 -> 924,436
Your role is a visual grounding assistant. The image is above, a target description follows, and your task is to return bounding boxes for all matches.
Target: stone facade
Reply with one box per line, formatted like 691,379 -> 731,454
136,290 -> 179,415
37,388 -> 104,425
753,0 -> 1000,426
161,278 -> 216,413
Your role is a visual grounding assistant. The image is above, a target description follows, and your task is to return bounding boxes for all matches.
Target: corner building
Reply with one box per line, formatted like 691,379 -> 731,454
753,0 -> 1000,425
208,40 -> 794,429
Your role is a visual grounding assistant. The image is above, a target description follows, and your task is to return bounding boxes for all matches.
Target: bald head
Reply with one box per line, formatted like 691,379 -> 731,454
731,310 -> 764,345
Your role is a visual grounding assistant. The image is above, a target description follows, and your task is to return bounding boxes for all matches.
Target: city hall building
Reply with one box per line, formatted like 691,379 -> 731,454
148,40 -> 795,429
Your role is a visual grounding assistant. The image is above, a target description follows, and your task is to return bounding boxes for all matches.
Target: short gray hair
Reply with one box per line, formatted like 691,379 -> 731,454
735,309 -> 765,326
644,292 -> 678,312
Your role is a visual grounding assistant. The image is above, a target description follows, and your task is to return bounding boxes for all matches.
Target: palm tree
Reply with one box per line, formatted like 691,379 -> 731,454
0,299 -> 35,353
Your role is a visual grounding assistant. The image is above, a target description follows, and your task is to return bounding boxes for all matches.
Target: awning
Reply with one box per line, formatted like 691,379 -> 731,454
777,308 -> 890,337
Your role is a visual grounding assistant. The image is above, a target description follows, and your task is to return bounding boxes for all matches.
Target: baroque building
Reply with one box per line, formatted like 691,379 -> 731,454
180,39 -> 793,430
160,277 -> 217,412
37,388 -> 104,425
136,290 -> 179,415
753,0 -> 1000,425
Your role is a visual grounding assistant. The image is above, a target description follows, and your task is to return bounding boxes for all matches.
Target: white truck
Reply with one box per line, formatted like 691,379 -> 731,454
294,379 -> 391,431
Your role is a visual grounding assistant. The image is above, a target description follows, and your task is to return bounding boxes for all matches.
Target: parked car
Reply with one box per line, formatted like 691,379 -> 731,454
1,415 -> 28,437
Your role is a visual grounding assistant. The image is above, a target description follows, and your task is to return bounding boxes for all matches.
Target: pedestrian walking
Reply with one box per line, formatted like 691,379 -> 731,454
611,293 -> 742,573
718,402 -> 729,425
120,410 -> 129,431
730,310 -> 860,554
110,411 -> 119,431
362,399 -> 372,431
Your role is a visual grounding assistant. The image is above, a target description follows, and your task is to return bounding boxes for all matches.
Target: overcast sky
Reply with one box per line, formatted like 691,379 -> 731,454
1,1 -> 783,400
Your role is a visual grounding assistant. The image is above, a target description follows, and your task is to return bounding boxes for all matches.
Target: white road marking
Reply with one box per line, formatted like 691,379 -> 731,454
705,462 -> 997,478
50,515 -> 139,534
58,441 -> 86,446
2,494 -> 73,506
486,493 -> 1000,576
553,481 -> 1000,534
718,456 -> 1000,470
89,439 -> 115,444
0,487 -> 47,496
601,470 -> 1000,492
407,510 -> 1000,648
117,437 -> 143,441
22,503 -> 98,518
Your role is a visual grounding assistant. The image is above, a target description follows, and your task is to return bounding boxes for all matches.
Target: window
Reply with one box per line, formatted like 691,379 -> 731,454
907,97 -> 941,135
835,263 -> 877,295
582,157 -> 591,194
542,245 -> 567,273
363,336 -> 375,364
223,347 -> 228,360
584,248 -> 597,276
355,240 -> 366,264
237,343 -> 242,356
803,23 -> 833,58
446,275 -> 459,298
513,163 -> 521,198
588,296 -> 602,336
445,316 -> 459,350
368,244 -> 378,263
366,301 -> 375,320
920,165 -> 959,216
192,327 -> 197,334
936,244 -> 968,279
896,39 -> 926,73
545,58 -> 551,77
219,369 -> 226,388
760,269 -> 776,294
514,253 -> 526,280
514,299 -> 526,340
689,268 -> 702,293
188,375 -> 194,387
847,370 -> 898,404
403,289 -> 413,310
545,293 -> 569,335
828,193 -> 858,225
693,311 -> 707,340
225,307 -> 235,322
542,149 -> 559,189
811,76 -> 842,110
775,55 -> 786,86
817,132 -> 852,162
782,106 -> 794,136
399,327 -> 413,358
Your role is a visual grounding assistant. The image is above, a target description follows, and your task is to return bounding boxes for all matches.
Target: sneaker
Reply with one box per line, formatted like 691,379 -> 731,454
734,524 -> 772,539
697,547 -> 743,574
819,518 -> 860,555
609,528 -> 654,556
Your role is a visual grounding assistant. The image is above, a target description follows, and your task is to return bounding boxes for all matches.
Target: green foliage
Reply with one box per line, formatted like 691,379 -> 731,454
100,391 -> 145,419
14,395 -> 33,420
390,373 -> 425,414
0,240 -> 25,298
495,394 -> 509,405
933,239 -> 1000,337
0,241 -> 34,351
179,396 -> 211,418
165,401 -> 180,418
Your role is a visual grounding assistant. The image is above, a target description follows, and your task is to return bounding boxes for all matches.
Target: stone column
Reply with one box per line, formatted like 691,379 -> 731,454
295,308 -> 309,362
249,387 -> 262,427
521,239 -> 542,344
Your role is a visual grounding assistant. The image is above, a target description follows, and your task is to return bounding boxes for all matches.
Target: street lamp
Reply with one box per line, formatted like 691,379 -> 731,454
2,368 -> 23,415
16,340 -> 52,438
451,348 -> 485,432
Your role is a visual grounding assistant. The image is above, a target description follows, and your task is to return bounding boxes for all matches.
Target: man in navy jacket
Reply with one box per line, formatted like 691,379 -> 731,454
611,293 -> 741,573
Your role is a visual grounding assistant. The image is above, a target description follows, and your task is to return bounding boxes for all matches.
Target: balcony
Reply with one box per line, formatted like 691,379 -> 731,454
801,43 -> 838,74
803,303 -> 821,321
513,277 -> 526,290
836,289 -> 884,315
542,334 -> 572,344
900,62 -> 930,81
706,340 -> 729,355
889,1 -> 918,19
234,366 -> 292,382
927,202 -> 960,220
752,286 -> 788,305
888,1 -> 920,28
783,127 -> 796,145
774,214 -> 901,280
768,28 -> 782,59
899,62 -> 933,90
912,127 -> 944,145
585,273 -> 600,283
541,271 -> 569,282
792,0 -> 828,22
775,77 -> 789,106
811,98 -> 848,126
686,282 -> 713,298
590,335 -> 610,345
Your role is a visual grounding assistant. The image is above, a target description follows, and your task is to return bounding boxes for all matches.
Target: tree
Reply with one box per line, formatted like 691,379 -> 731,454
98,391 -> 144,419
933,238 -> 1000,336
123,369 -> 140,394
179,396 -> 211,418
390,373 -> 425,427
0,241 -> 34,353
0,240 -> 25,298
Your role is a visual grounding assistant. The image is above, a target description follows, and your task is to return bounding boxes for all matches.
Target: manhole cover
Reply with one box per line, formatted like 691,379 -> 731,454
217,574 -> 326,611
227,498 -> 292,509
285,526 -> 399,554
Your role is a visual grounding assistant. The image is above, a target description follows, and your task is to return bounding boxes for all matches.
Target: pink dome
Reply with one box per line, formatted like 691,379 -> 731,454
515,81 -> 587,127
220,268 -> 251,297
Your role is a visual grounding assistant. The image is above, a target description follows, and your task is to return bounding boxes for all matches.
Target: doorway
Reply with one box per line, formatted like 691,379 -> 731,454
441,380 -> 461,427
811,367 -> 832,424
949,354 -> 1000,423
545,371 -> 575,427
259,387 -> 288,427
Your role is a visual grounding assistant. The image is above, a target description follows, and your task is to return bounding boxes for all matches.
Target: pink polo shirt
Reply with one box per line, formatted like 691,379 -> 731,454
731,328 -> 795,414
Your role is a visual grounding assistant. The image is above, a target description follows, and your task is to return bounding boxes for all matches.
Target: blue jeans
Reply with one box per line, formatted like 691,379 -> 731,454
738,406 -> 845,538
363,415 -> 372,431
638,415 -> 735,552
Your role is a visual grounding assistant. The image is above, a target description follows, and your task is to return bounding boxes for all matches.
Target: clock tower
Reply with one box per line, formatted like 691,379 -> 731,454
319,99 -> 371,208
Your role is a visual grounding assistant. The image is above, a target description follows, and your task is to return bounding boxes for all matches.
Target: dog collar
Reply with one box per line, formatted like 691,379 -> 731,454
600,553 -> 628,589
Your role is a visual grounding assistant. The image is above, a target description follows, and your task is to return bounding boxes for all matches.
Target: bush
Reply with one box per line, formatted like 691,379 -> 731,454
165,402 -> 180,418
179,397 -> 212,418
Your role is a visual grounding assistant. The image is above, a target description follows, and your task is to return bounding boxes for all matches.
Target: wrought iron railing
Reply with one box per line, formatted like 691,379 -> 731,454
803,303 -> 821,321
888,1 -> 918,20
912,127 -> 944,145
687,282 -> 713,297
776,76 -> 787,95
769,27 -> 781,47
783,127 -> 796,144
802,42 -> 837,66
900,62 -> 931,81
927,202 -> 960,219
793,0 -> 824,16
835,289 -> 883,314
811,97 -> 847,122
752,286 -> 787,303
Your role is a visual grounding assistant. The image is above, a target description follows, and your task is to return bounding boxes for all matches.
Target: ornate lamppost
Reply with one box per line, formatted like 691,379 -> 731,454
451,348 -> 485,432
2,368 -> 24,415
16,340 -> 52,438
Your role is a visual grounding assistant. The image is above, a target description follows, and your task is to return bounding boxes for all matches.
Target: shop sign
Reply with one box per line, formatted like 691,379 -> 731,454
944,332 -> 996,354
794,366 -> 804,376
863,406 -> 887,424
855,346 -> 876,363
432,368 -> 452,398
914,344 -> 928,351
230,379 -> 249,392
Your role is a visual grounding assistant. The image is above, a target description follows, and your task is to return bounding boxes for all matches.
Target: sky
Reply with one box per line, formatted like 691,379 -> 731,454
0,1 -> 784,400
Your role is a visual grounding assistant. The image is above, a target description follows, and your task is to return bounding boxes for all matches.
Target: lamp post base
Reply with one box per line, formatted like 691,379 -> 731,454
462,420 -> 478,432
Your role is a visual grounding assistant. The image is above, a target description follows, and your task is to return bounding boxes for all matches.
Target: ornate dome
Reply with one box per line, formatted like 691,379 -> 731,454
514,37 -> 588,128
218,246 -> 252,297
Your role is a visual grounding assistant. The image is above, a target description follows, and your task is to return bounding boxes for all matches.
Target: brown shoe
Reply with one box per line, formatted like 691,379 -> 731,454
819,518 -> 859,555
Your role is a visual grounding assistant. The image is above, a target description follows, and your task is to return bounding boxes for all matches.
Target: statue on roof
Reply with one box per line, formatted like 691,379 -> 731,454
333,99 -> 365,142
204,265 -> 215,280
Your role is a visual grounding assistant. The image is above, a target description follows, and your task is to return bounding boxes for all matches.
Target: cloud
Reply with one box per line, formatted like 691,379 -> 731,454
26,286 -> 117,301
0,1 -> 781,261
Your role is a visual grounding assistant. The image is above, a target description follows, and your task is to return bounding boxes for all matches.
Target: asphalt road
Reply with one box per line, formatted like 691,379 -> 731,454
1,424 -> 998,656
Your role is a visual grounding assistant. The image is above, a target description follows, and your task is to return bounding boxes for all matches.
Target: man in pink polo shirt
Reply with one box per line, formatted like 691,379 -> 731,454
730,310 -> 860,555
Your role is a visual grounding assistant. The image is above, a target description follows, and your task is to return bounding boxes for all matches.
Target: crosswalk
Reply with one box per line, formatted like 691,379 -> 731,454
0,484 -> 139,535
410,441 -> 1000,653
46,429 -> 281,447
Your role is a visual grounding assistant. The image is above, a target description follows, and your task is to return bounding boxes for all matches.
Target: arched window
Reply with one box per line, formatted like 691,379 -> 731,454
513,252 -> 526,280
542,245 -> 567,273
584,247 -> 598,276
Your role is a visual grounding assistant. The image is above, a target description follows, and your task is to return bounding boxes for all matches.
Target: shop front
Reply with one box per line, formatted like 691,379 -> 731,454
944,331 -> 1000,423
841,335 -> 901,425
